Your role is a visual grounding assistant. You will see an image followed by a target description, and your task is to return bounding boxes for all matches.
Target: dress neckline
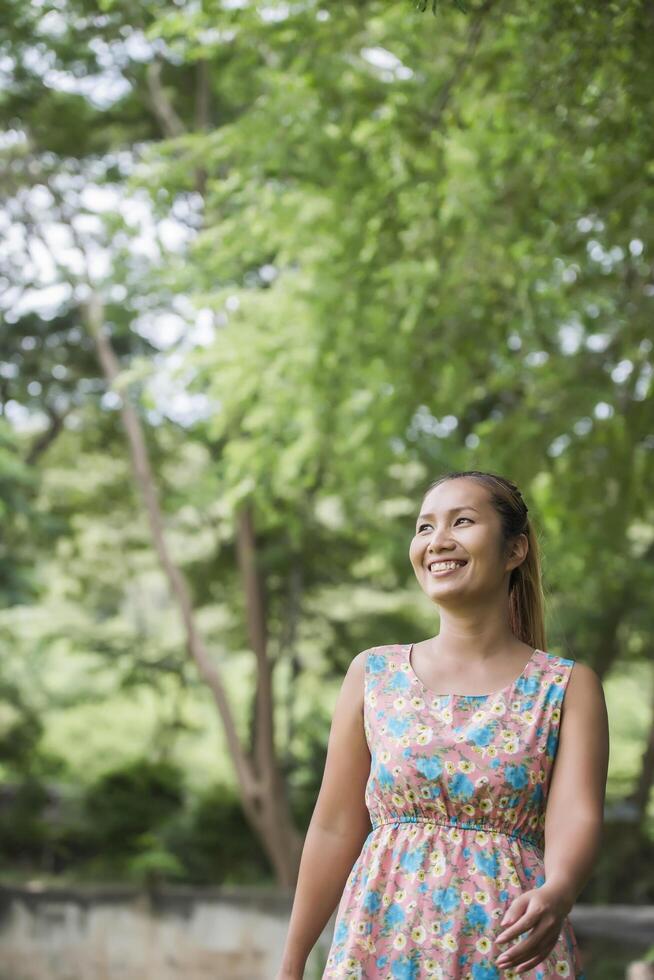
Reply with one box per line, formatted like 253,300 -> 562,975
405,642 -> 541,700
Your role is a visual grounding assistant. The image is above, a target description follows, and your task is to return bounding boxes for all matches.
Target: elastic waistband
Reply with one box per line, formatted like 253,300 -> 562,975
370,815 -> 543,851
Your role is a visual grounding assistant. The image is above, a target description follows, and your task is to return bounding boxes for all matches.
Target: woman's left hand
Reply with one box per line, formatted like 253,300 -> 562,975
494,883 -> 574,974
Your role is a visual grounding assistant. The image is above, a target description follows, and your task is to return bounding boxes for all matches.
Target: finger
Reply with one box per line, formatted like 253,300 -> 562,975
496,917 -> 534,944
495,935 -> 545,970
511,950 -> 551,974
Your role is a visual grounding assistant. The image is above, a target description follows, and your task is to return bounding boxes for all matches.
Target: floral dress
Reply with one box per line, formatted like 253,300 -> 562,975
322,643 -> 586,979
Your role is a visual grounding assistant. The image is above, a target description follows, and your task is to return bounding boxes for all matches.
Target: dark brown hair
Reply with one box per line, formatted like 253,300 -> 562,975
421,470 -> 546,652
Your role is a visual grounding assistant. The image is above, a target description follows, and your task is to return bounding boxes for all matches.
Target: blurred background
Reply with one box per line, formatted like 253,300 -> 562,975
0,0 -> 653,977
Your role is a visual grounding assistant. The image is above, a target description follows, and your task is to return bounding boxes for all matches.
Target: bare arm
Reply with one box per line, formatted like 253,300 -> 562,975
277,649 -> 373,978
542,661 -> 610,908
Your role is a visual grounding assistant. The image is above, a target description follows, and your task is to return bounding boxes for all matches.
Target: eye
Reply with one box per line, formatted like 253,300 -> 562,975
417,517 -> 472,532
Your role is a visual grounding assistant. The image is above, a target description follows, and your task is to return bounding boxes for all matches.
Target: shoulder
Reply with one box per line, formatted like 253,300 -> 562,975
558,659 -> 607,726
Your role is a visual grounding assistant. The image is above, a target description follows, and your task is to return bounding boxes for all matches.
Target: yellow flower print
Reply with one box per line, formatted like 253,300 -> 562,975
509,871 -> 520,886
411,697 -> 426,710
380,750 -> 391,763
429,852 -> 447,876
475,890 -> 490,903
410,924 -> 427,943
417,729 -> 434,745
491,700 -> 506,715
476,937 -> 493,953
552,707 -> 561,723
369,692 -> 377,705
395,889 -> 406,902
382,893 -> 391,907
480,798 -> 493,814
455,733 -> 467,742
355,920 -> 367,935
555,963 -> 571,976
459,760 -> 475,773
506,807 -> 518,823
417,869 -> 427,882
554,673 -> 564,684
405,789 -> 418,804
441,708 -> 453,724
429,920 -> 441,935
391,793 -> 404,807
487,745 -> 498,757
400,734 -> 411,748
424,959 -> 444,977
504,737 -> 520,754
448,828 -> 463,844
420,785 -> 432,799
474,831 -> 489,846
523,710 -> 535,724
392,933 -> 407,950
510,699 -> 521,711
445,761 -> 457,775
462,803 -> 476,816
393,697 -> 406,711
441,933 -> 458,952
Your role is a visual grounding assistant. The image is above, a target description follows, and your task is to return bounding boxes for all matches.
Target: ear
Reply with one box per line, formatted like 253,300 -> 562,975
506,531 -> 529,572
507,532 -> 529,571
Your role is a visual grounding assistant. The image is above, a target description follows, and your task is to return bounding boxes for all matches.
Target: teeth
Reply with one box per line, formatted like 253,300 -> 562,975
429,561 -> 465,572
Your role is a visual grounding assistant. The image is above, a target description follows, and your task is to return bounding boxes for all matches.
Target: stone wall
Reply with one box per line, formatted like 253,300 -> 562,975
2,885 -> 653,980
0,884 -> 334,980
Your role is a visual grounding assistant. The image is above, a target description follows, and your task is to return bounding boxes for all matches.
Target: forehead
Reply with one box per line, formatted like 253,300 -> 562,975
418,479 -> 489,517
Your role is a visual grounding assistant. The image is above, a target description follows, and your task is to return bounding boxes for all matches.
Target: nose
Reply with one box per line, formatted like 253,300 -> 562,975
425,527 -> 457,554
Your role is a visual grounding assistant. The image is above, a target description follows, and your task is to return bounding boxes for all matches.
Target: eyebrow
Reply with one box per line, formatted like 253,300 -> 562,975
416,506 -> 479,522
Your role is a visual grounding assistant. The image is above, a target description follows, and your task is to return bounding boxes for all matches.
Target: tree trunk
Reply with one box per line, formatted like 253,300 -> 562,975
84,292 -> 304,886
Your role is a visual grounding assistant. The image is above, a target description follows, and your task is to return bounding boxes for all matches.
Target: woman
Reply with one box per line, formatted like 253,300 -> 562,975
277,470 -> 609,979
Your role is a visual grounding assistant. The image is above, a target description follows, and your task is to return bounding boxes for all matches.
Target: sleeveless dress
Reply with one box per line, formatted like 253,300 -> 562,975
322,643 -> 586,980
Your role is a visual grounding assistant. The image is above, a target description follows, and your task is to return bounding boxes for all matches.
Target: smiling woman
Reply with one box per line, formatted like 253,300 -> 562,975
277,469 -> 608,980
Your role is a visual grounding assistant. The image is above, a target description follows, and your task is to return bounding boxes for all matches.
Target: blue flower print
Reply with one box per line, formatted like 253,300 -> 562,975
388,715 -> 411,738
468,725 -> 496,747
389,671 -> 412,694
449,772 -> 475,800
400,844 -> 427,873
505,763 -> 529,790
333,917 -> 348,946
475,850 -> 500,878
391,953 -> 420,980
432,885 -> 459,914
377,763 -> 395,790
384,902 -> 407,929
368,652 -> 388,675
466,902 -> 490,929
516,674 -> 541,697
471,963 -> 501,979
363,888 -> 382,914
416,755 -> 443,780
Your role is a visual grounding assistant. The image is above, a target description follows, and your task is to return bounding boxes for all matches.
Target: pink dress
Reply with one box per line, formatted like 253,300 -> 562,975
322,643 -> 586,979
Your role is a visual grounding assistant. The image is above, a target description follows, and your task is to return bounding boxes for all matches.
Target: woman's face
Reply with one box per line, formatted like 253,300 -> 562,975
409,477 -> 520,604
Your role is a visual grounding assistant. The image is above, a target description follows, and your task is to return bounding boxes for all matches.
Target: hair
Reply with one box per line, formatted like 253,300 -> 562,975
421,469 -> 546,652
